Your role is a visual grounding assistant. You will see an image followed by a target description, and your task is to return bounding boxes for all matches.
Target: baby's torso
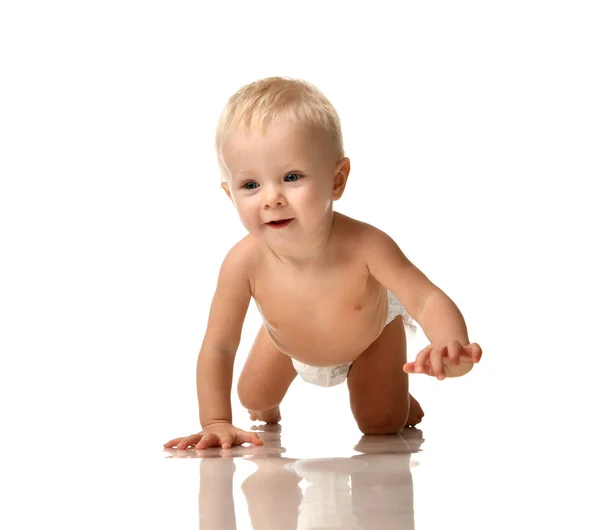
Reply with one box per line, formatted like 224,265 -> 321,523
248,215 -> 389,366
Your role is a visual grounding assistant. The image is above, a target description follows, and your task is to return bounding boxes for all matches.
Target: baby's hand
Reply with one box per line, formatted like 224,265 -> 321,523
164,422 -> 264,450
403,340 -> 482,380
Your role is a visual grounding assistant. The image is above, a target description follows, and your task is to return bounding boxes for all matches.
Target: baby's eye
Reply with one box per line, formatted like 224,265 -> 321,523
242,181 -> 258,190
284,173 -> 302,182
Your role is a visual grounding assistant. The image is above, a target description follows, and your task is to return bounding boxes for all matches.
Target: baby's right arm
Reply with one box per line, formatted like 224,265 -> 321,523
196,238 -> 253,426
164,238 -> 263,450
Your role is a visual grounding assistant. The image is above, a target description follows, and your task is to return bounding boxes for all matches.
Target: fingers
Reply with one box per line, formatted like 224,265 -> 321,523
166,426 -> 264,451
226,430 -> 263,448
164,435 -> 200,449
469,342 -> 483,362
244,432 -> 264,446
447,340 -> 462,368
414,345 -> 432,373
404,361 -> 428,374
415,345 -> 444,379
164,437 -> 184,448
196,430 -> 264,450
174,434 -> 203,449
403,362 -> 415,374
429,346 -> 446,380
195,433 -> 219,449
407,341 -> 481,380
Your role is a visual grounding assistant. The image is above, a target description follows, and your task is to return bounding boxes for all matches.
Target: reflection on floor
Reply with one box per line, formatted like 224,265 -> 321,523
164,424 -> 423,529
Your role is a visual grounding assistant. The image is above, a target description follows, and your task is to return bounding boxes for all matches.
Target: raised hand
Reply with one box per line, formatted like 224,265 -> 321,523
403,340 -> 482,380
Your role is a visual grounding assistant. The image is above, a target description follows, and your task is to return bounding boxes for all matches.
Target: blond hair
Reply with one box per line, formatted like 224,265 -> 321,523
215,77 -> 344,180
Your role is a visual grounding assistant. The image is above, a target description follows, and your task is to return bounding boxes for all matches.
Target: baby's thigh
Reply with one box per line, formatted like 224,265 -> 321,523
237,324 -> 297,411
347,317 -> 409,432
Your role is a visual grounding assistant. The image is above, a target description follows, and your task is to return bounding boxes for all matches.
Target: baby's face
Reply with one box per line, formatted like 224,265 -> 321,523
221,117 -> 344,250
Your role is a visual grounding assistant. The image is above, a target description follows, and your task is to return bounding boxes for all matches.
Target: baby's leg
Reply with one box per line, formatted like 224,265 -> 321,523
237,324 -> 297,424
347,317 -> 424,434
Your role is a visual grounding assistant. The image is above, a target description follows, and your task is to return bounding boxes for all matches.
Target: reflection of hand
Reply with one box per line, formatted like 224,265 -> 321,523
403,340 -> 482,379
163,443 -> 284,460
163,422 -> 264,450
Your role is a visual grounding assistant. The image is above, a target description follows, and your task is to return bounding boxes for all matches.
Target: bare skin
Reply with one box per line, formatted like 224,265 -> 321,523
165,113 -> 479,451
240,288 -> 425,434
220,115 -> 436,437
236,213 -> 426,434
248,394 -> 423,427
248,212 -> 404,367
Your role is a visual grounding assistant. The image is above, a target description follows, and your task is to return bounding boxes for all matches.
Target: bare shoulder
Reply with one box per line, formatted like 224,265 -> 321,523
332,211 -> 372,239
328,213 -> 391,272
232,234 -> 263,285
335,212 -> 393,253
227,233 -> 261,268
346,216 -> 438,320
219,233 -> 266,298
353,219 -> 410,274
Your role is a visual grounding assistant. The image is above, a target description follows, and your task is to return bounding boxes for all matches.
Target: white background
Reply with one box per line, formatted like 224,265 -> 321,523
1,1 -> 599,528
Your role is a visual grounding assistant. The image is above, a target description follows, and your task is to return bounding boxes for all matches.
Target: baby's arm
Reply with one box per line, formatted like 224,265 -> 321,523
197,238 -> 253,427
164,237 -> 263,450
360,224 -> 475,377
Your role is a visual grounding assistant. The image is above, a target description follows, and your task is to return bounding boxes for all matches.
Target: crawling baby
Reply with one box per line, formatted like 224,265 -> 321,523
164,77 -> 482,451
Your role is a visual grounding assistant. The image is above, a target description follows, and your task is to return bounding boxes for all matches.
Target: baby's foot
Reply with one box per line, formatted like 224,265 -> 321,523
248,405 -> 281,424
405,394 -> 424,428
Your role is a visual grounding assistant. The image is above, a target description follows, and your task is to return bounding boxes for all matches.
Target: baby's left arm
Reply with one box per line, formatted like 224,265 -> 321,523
360,224 -> 482,379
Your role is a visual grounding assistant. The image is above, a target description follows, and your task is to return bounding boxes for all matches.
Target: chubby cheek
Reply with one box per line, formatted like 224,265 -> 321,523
236,201 -> 263,231
300,185 -> 330,217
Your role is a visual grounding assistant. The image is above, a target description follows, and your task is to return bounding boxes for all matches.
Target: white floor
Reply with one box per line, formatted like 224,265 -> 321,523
2,2 -> 599,528
2,359 -> 598,529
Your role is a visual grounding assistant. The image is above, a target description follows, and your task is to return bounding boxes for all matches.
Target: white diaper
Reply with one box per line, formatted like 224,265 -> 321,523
291,291 -> 418,387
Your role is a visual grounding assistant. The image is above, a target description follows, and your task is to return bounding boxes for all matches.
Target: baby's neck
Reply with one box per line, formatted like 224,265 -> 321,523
266,211 -> 340,269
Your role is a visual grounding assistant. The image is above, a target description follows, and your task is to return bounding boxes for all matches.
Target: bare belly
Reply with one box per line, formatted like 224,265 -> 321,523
248,211 -> 392,366
256,285 -> 389,366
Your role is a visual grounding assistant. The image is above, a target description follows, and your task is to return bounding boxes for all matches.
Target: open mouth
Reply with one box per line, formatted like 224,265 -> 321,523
267,218 -> 294,228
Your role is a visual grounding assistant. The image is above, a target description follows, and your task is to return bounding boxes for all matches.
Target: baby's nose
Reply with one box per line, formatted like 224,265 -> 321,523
262,186 -> 286,207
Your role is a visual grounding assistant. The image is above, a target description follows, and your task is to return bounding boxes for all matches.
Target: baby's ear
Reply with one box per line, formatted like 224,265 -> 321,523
332,157 -> 350,200
221,181 -> 233,202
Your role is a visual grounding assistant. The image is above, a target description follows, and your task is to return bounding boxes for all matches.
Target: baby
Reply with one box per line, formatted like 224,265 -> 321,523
164,77 -> 482,451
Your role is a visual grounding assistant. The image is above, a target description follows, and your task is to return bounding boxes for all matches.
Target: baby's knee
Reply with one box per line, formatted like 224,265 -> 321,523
358,421 -> 404,436
355,406 -> 409,435
237,383 -> 278,412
